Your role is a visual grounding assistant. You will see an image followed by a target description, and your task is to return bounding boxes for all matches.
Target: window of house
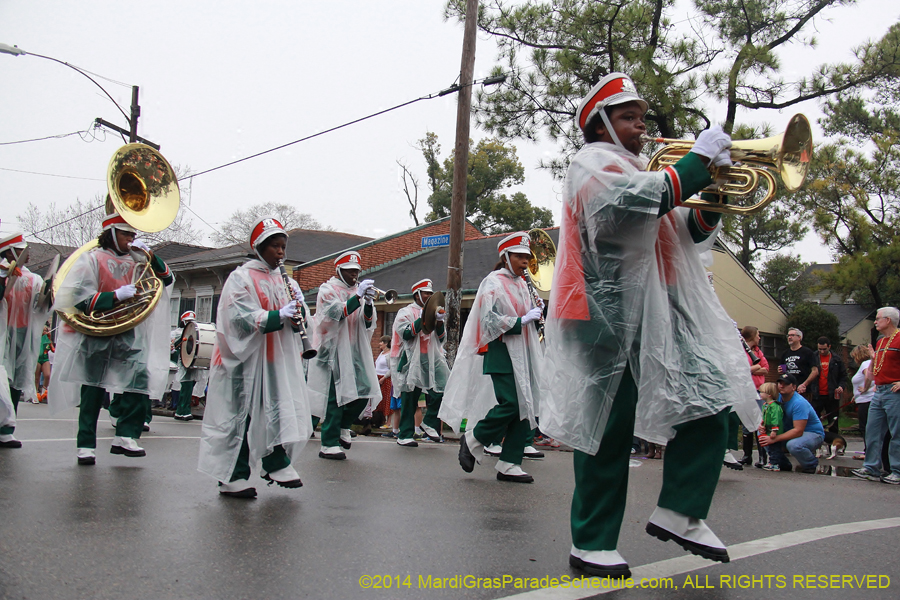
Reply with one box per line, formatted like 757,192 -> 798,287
169,296 -> 181,328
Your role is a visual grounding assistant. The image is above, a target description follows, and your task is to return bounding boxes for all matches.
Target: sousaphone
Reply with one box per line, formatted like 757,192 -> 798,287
53,144 -> 180,336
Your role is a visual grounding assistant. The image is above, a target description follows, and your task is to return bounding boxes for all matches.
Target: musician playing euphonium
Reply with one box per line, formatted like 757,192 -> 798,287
49,212 -> 174,464
439,232 -> 545,484
540,73 -> 760,578
197,217 -> 310,497
0,231 -> 52,448
390,278 -> 449,447
306,250 -> 380,460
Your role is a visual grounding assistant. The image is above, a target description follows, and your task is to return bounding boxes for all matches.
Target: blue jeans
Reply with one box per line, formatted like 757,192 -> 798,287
768,431 -> 823,470
863,386 -> 900,477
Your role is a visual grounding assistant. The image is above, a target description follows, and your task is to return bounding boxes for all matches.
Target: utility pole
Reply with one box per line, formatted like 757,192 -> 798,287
444,0 -> 479,368
129,86 -> 140,143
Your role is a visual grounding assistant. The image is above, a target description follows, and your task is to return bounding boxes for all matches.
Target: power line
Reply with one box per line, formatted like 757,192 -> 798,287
0,129 -> 92,145
0,167 -> 104,181
184,75 -> 506,181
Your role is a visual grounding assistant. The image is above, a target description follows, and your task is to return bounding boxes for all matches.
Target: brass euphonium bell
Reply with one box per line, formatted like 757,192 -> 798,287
53,144 -> 180,336
643,114 -> 813,215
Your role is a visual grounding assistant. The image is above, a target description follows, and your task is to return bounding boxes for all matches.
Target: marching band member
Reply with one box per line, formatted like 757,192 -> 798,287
49,212 -> 173,464
172,311 -> 204,421
540,73 -> 760,577
307,250 -> 380,460
198,217 -> 310,498
0,230 -> 48,447
390,278 -> 450,447
439,233 -> 545,483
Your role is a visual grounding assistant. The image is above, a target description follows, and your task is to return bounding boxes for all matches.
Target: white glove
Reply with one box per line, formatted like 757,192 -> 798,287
0,260 -> 8,278
290,280 -> 302,297
130,238 -> 151,253
435,308 -> 447,322
279,300 -> 298,321
356,279 -> 374,298
690,125 -> 731,165
521,307 -> 543,325
534,296 -> 545,310
115,284 -> 137,302
364,293 -> 374,306
711,148 -> 733,168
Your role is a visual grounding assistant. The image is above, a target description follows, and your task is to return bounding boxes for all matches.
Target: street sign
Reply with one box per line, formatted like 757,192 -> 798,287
421,234 -> 450,249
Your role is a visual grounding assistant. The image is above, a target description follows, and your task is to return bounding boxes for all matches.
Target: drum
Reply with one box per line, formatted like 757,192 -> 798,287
181,322 -> 215,369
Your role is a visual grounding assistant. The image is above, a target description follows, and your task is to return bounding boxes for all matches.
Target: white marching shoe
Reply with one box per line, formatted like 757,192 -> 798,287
483,443 -> 502,457
495,460 -> 534,483
108,413 -> 118,428
568,546 -> 631,579
523,445 -> 545,459
420,423 -> 443,442
218,479 -> 257,499
318,445 -> 347,460
723,450 -> 743,471
261,465 -> 303,488
646,506 -> 729,562
110,436 -> 146,457
76,448 -> 96,465
0,433 -> 22,448
339,428 -> 353,450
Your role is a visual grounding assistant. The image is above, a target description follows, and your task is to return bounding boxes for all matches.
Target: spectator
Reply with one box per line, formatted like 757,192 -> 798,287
758,382 -> 783,471
741,325 -> 769,465
34,324 -> 53,403
779,328 -> 819,401
373,335 -> 396,433
852,306 -> 900,485
759,374 -> 825,473
849,344 -> 874,459
813,336 -> 847,433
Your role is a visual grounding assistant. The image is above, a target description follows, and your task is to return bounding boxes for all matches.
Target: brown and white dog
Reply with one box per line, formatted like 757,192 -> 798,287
817,432 -> 847,460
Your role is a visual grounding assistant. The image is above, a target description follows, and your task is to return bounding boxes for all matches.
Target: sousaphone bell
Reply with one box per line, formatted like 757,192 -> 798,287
53,144 -> 180,336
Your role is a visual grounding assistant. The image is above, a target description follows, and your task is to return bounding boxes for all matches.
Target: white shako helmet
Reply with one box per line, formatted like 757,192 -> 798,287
575,72 -> 648,150
180,311 -> 196,325
249,216 -> 288,264
497,231 -> 531,273
334,250 -> 362,286
411,278 -> 433,306
101,212 -> 139,254
0,230 -> 28,260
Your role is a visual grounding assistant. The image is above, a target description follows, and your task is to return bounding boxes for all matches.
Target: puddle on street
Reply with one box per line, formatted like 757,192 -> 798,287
814,464 -> 857,477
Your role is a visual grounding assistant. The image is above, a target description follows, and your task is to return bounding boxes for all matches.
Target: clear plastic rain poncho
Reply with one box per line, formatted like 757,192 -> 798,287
197,260 -> 311,482
49,248 -> 171,414
540,142 -> 760,455
438,269 -> 544,432
306,277 -> 380,417
0,296 -> 14,430
3,266 -> 52,399
390,302 -> 450,393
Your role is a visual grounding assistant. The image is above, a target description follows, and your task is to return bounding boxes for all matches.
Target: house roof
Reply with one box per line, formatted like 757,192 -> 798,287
303,228 -> 559,303
165,228 -> 373,270
817,303 -> 876,336
152,241 -> 214,262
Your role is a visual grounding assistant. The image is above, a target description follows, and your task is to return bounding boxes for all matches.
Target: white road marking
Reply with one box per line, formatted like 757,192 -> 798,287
498,517 -> 900,599
20,436 -> 201,442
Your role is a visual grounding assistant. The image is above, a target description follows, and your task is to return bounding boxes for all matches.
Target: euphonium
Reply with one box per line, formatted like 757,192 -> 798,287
642,114 -> 813,215
53,144 -> 180,337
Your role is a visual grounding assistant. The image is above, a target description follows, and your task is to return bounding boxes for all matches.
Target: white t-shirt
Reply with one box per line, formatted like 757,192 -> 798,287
375,351 -> 390,377
852,359 -> 874,404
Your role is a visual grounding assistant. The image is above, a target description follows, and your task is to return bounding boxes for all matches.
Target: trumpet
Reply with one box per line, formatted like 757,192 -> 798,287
371,286 -> 398,304
642,114 -> 813,215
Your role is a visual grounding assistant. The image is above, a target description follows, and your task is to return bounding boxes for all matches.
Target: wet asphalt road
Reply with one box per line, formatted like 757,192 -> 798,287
1,402 -> 898,600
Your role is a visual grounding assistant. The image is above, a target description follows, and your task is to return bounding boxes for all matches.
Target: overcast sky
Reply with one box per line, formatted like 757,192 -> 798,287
2,1 -> 898,263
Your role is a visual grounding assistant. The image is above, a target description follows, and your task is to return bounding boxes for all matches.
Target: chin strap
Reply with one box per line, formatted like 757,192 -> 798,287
111,228 -> 128,255
599,110 -> 624,150
337,269 -> 352,286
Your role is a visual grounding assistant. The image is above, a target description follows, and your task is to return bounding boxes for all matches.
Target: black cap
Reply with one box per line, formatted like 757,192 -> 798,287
777,373 -> 798,386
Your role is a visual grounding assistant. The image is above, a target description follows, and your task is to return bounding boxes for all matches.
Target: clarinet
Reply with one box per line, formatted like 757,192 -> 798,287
277,259 -> 317,360
523,272 -> 546,341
